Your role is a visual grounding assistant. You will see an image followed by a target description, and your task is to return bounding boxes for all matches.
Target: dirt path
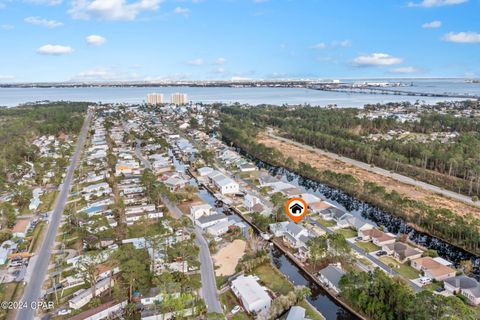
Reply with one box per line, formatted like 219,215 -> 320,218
258,133 -> 480,219
213,239 -> 247,276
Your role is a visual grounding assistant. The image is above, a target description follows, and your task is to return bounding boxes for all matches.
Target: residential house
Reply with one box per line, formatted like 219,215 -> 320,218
318,265 -> 346,294
283,222 -> 311,249
206,220 -> 234,236
239,163 -> 257,172
190,203 -> 213,220
208,171 -> 239,195
309,201 -> 333,214
164,175 -> 189,192
195,213 -> 228,229
231,275 -> 272,315
244,194 -> 261,211
68,300 -> 127,320
197,166 -> 214,177
286,306 -> 307,320
268,221 -> 290,237
69,277 -> 115,310
382,242 -> 423,263
444,275 -> 480,306
411,257 -> 456,281
12,219 -> 31,238
346,217 -> 374,233
359,228 -> 396,246
0,240 -> 17,265
319,207 -> 348,221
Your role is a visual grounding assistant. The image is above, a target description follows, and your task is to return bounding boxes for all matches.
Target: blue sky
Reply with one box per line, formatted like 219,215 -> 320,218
0,0 -> 479,82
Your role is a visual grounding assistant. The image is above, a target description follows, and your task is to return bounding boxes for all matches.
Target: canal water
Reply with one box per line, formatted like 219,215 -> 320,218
169,150 -> 357,319
248,158 -> 480,280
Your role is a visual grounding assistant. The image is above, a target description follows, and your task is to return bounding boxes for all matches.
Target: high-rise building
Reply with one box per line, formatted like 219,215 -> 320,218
146,93 -> 164,105
170,93 -> 188,105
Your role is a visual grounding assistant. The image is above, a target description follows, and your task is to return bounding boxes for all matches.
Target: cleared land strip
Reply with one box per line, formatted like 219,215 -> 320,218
260,132 -> 480,220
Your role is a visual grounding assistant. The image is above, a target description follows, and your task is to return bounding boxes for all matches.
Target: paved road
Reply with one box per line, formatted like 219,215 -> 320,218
17,111 -> 92,320
135,138 -> 223,313
267,131 -> 480,207
306,217 -> 422,292
194,226 -> 223,314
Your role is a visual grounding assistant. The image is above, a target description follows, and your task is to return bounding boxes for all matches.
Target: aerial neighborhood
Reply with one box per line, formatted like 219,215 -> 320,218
0,99 -> 479,320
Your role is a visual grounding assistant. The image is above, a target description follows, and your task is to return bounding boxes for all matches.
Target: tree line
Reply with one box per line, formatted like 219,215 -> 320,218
218,114 -> 480,255
220,105 -> 480,198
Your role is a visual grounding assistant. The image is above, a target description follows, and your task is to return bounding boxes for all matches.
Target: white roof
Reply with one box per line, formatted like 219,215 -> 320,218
433,257 -> 453,266
300,193 -> 321,204
231,275 -> 271,308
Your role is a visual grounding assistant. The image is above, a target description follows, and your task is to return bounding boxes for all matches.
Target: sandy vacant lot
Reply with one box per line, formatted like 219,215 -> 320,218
213,239 -> 247,276
258,134 -> 480,219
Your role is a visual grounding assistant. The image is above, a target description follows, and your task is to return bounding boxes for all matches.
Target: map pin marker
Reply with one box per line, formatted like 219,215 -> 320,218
285,198 -> 308,223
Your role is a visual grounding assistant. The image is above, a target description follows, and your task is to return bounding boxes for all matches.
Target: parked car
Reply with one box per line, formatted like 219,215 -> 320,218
355,237 -> 363,241
58,309 -> 71,315
435,287 -> 445,293
375,251 -> 387,256
231,305 -> 241,314
420,277 -> 432,285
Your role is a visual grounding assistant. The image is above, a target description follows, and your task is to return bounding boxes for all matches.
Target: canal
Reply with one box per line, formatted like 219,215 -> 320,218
169,149 -> 358,320
246,155 -> 480,279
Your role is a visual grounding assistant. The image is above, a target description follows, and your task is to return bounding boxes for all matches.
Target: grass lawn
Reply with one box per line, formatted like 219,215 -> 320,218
380,256 -> 420,279
314,217 -> 336,228
251,262 -> 293,296
28,222 -> 46,253
220,290 -> 251,320
299,300 -> 325,320
38,191 -> 59,212
355,241 -> 380,253
335,228 -> 357,239
424,281 -> 443,292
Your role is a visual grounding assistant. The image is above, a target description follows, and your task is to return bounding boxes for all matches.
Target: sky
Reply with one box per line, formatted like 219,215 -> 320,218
0,0 -> 479,82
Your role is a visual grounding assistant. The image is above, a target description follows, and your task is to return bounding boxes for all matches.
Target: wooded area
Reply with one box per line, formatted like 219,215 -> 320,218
221,105 -> 480,198
218,112 -> 480,255
0,102 -> 88,190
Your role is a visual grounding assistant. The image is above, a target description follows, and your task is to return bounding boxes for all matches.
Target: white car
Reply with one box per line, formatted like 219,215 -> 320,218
420,277 -> 432,285
231,305 -> 241,314
58,309 -> 71,315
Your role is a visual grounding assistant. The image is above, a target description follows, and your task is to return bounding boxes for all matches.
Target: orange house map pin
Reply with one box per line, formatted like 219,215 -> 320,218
285,198 -> 308,223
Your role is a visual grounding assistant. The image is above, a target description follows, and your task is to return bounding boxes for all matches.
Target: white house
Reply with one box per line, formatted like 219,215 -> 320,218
206,220 -> 233,236
195,213 -> 228,229
208,171 -> 239,195
190,203 -> 213,220
318,265 -> 345,294
231,275 -> 271,315
69,277 -> 114,310
244,194 -> 261,211
197,166 -> 214,177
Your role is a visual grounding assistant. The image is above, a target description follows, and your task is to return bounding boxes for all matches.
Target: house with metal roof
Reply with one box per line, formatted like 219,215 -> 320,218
318,265 -> 346,294
231,275 -> 272,315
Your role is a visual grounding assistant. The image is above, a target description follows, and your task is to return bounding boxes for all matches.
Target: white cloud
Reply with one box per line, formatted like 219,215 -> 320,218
37,44 -> 73,55
311,40 -> 351,49
71,67 -> 143,81
69,0 -> 162,21
214,57 -> 226,65
213,67 -> 225,73
24,0 -> 63,5
0,75 -> 14,81
24,16 -> 63,28
174,6 -> 189,14
390,66 -> 419,73
0,24 -> 14,30
86,34 -> 106,45
311,42 -> 326,49
186,58 -> 204,66
353,53 -> 403,66
422,20 -> 441,29
408,0 -> 467,8
332,39 -> 352,48
443,32 -> 480,43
